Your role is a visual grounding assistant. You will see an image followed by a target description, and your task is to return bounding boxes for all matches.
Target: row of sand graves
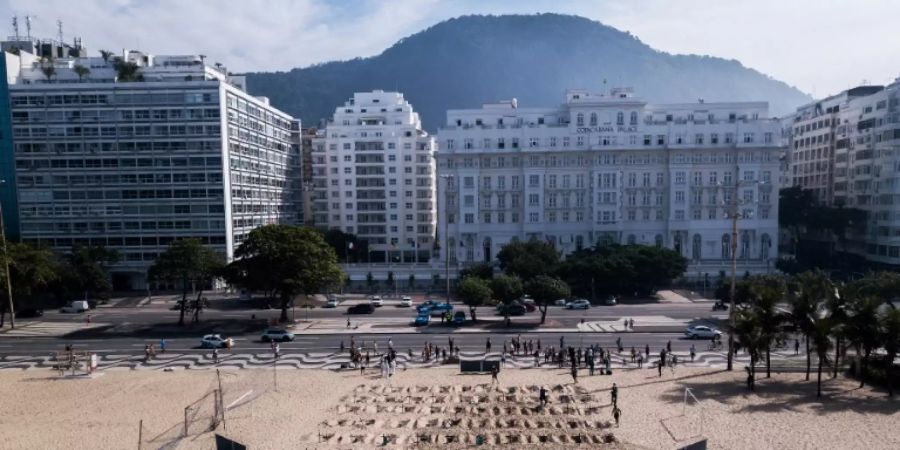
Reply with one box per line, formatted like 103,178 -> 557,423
306,383 -> 637,448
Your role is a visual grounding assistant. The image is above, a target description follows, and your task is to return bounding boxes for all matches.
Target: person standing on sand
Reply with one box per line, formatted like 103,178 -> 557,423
491,365 -> 499,384
611,383 -> 618,408
570,365 -> 578,383
613,407 -> 621,427
560,336 -> 565,349
212,348 -> 219,364
645,344 -> 650,358
637,353 -> 643,368
539,386 -> 548,407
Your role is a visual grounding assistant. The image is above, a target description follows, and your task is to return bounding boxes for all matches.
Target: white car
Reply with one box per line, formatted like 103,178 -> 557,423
603,295 -> 618,306
261,328 -> 294,342
684,325 -> 722,340
370,296 -> 383,307
200,334 -> 234,348
399,296 -> 413,307
324,298 -> 339,308
566,299 -> 591,310
60,300 -> 90,313
554,299 -> 568,306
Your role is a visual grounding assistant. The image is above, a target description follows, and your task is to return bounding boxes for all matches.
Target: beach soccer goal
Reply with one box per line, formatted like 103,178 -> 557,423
682,387 -> 705,436
184,389 -> 224,436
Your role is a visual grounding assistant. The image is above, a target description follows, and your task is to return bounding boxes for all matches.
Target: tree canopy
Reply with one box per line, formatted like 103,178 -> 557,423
525,275 -> 570,324
227,225 -> 343,322
149,238 -> 224,325
0,242 -> 58,327
489,274 -> 523,305
496,240 -> 559,279
455,276 -> 492,322
558,244 -> 687,297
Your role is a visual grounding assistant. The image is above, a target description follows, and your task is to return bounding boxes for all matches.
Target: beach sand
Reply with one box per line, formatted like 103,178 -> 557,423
0,364 -> 898,449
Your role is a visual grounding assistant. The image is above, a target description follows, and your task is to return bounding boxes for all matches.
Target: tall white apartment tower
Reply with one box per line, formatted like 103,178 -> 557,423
5,43 -> 300,289
312,91 -> 436,263
437,88 -> 782,279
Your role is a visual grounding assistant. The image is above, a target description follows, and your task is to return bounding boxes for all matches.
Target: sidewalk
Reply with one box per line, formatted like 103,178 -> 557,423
0,321 -> 111,337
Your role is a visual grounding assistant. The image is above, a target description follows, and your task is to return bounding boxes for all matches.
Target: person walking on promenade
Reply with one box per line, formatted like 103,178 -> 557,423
630,347 -> 636,363
159,338 -> 166,353
623,318 -> 628,330
537,339 -> 541,351
212,348 -> 219,364
637,353 -> 643,368
589,355 -> 595,375
629,318 -> 634,329
570,365 -> 578,383
794,338 -> 800,355
539,386 -> 549,407
667,340 -> 672,353
611,383 -> 618,408
560,336 -> 565,349
486,337 -> 492,354
347,318 -> 351,328
645,344 -> 650,358
690,344 -> 696,363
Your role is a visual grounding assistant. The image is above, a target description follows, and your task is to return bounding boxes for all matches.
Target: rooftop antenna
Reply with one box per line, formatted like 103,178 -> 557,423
25,15 -> 31,40
12,16 -> 19,41
57,19 -> 63,43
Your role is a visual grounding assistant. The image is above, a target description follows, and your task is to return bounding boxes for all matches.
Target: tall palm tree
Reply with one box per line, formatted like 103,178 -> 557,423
733,308 -> 765,391
39,58 -> 55,83
828,284 -> 850,378
790,270 -> 834,380
747,275 -> 787,378
844,294 -> 881,388
99,49 -> 113,63
878,308 -> 900,396
809,306 -> 833,398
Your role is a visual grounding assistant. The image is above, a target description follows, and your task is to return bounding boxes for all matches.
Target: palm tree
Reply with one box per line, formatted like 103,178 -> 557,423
733,308 -> 765,391
844,294 -> 881,388
747,275 -> 787,378
39,58 -> 55,83
828,284 -> 850,378
73,64 -> 90,82
878,307 -> 900,396
790,270 -> 834,380
99,49 -> 113,63
809,307 -> 833,398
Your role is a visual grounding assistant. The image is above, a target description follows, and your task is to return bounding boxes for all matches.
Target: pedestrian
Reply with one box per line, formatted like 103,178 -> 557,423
212,348 -> 219,364
637,353 -> 643,368
629,318 -> 634,329
486,337 -> 492,354
623,318 -> 628,329
667,340 -> 672,353
274,343 -> 280,359
448,337 -> 454,353
347,318 -> 351,328
657,359 -> 663,377
560,336 -> 565,349
360,361 -> 365,375
159,338 -> 166,353
611,383 -> 618,407
613,406 -> 621,427
588,357 -> 595,376
539,386 -> 548,407
794,338 -> 800,355
365,351 -> 370,367
144,344 -> 151,362
690,344 -> 696,362
537,339 -> 542,351
374,342 -> 378,355
388,338 -> 394,351
645,344 -> 650,358
630,347 -> 636,363
491,365 -> 499,384
340,341 -> 345,353
570,365 -> 578,383
86,314 -> 92,326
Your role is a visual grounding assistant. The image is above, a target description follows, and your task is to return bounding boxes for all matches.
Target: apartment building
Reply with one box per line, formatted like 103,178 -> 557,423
312,91 -> 436,263
4,39 -> 300,289
437,88 -> 783,278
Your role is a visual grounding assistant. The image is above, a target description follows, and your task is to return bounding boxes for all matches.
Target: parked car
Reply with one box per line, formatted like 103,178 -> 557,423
60,300 -> 90,313
519,295 -> 534,305
200,334 -> 234,348
370,296 -> 383,307
427,302 -> 454,317
497,303 -> 527,316
416,300 -> 443,312
399,296 -> 413,307
348,304 -> 375,315
711,301 -> 728,311
15,308 -> 43,318
413,314 -> 430,326
324,298 -> 340,308
261,328 -> 294,342
603,295 -> 618,306
684,325 -> 722,339
452,311 -> 466,325
554,299 -> 568,306
566,299 -> 591,310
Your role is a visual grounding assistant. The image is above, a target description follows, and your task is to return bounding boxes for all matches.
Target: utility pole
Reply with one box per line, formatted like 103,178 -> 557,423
724,167 -> 759,372
0,182 -> 15,329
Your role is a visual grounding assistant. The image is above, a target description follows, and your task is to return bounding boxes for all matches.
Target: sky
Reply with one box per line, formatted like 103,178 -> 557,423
1,0 -> 898,98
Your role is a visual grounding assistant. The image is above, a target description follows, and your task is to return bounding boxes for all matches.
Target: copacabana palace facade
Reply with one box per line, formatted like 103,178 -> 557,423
436,88 -> 782,281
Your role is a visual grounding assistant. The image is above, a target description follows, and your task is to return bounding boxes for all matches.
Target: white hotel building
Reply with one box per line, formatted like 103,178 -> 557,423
437,88 -> 782,279
312,91 -> 437,263
5,41 -> 300,289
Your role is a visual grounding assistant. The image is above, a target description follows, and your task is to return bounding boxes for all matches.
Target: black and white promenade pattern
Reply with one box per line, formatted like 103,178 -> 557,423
0,349 -> 810,372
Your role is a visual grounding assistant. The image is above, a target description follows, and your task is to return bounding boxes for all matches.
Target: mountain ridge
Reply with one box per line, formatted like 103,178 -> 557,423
244,13 -> 810,130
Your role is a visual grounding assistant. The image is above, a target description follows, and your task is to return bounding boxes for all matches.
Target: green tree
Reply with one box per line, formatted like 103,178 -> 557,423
827,285 -> 850,378
525,275 -> 571,324
456,276 -> 491,322
733,308 -> 765,391
789,270 -> 834,380
878,307 -> 900,397
490,274 -> 523,305
228,225 -> 343,322
844,294 -> 881,388
809,309 -> 834,398
559,244 -> 687,298
745,275 -> 787,378
59,245 -> 120,303
322,229 -> 358,262
39,59 -> 55,83
459,262 -> 494,281
99,49 -> 114,62
112,57 -> 144,82
149,239 -> 224,326
73,64 -> 90,82
779,186 -> 815,254
496,240 -> 559,279
0,243 -> 58,328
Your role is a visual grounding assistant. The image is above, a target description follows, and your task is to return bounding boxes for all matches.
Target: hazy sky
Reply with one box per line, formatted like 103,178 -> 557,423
2,0 -> 897,98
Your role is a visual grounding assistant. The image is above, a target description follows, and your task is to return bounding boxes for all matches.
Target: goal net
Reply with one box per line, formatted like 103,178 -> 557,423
184,389 -> 223,436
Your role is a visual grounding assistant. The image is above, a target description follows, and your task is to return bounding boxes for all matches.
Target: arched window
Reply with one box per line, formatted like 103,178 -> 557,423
655,234 -> 663,248
627,234 -> 636,245
483,237 -> 492,263
448,238 -> 457,263
576,113 -> 584,126
692,234 -> 702,260
721,234 -> 731,259
630,111 -> 638,125
674,233 -> 683,254
575,235 -> 584,250
740,231 -> 750,259
617,112 -> 625,125
760,234 -> 771,260
589,113 -> 598,126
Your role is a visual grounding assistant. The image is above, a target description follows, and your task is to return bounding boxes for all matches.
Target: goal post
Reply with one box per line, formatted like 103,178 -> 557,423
183,389 -> 223,436
682,387 -> 704,436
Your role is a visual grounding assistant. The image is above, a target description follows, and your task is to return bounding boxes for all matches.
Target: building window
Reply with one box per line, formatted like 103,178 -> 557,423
576,113 -> 584,126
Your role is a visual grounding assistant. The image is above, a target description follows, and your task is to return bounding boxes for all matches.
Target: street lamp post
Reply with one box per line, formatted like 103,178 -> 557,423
440,174 -> 454,303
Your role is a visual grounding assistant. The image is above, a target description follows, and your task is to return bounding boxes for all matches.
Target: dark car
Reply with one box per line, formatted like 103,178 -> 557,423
348,304 -> 375,315
15,308 -> 44,318
497,303 -> 527,316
